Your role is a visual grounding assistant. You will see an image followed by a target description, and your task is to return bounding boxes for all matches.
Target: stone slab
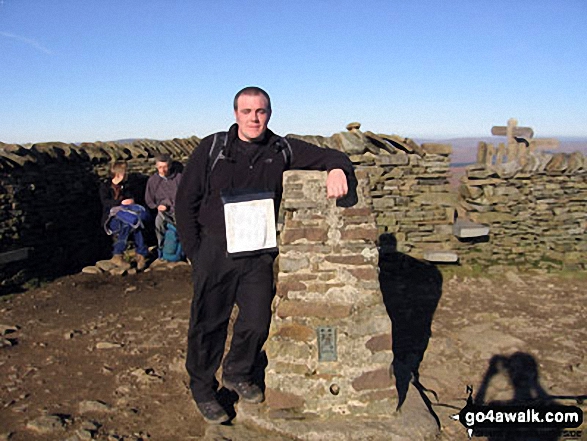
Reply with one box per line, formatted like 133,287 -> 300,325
423,251 -> 459,263
0,247 -> 31,265
452,219 -> 490,238
236,382 -> 439,440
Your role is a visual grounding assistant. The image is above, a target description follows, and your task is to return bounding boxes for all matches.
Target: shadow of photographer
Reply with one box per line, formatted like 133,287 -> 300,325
473,352 -> 585,440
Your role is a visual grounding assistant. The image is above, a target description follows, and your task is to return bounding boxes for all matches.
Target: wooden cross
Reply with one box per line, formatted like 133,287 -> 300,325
491,118 -> 558,151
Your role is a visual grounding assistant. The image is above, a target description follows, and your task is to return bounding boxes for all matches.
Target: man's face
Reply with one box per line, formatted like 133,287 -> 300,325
156,161 -> 170,177
234,93 -> 271,142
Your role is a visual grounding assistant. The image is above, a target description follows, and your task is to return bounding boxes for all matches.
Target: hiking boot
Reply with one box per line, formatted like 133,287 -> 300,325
110,254 -> 130,269
136,254 -> 147,271
223,379 -> 265,404
195,399 -> 230,424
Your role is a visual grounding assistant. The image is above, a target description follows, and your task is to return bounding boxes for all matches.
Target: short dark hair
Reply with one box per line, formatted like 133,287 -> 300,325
233,86 -> 271,111
154,153 -> 171,164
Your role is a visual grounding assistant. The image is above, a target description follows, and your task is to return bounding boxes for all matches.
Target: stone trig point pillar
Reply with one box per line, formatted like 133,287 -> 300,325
268,169 -> 388,416
239,169 -> 439,439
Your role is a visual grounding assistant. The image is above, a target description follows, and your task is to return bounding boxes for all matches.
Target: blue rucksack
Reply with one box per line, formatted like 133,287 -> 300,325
105,204 -> 149,235
161,222 -> 185,262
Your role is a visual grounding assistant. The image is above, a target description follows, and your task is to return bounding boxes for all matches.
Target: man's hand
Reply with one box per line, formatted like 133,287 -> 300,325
121,198 -> 134,205
157,205 -> 167,212
326,169 -> 348,199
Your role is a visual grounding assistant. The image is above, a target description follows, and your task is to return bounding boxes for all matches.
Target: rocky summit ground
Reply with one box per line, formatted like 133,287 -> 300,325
0,263 -> 586,441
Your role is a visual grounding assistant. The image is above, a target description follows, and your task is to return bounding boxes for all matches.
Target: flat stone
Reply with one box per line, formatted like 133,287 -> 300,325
26,415 -> 64,434
81,266 -> 102,275
467,168 -> 498,179
277,301 -> 352,319
281,227 -> 328,244
324,255 -> 368,265
365,334 -> 392,353
351,368 -> 392,391
461,177 -> 504,186
423,251 -> 458,263
266,340 -> 312,361
0,247 -> 31,265
108,267 -> 128,276
96,342 -> 123,349
265,388 -> 306,410
421,143 -> 452,155
276,280 -> 306,298
347,266 -> 379,280
95,260 -> 119,272
341,207 -> 373,217
279,253 -> 310,273
75,429 -> 95,440
273,324 -> 315,342
237,411 -> 438,441
375,154 -> 409,166
340,226 -> 378,242
331,131 -> 366,155
470,211 -> 515,224
413,192 -> 458,206
79,400 -> 114,413
452,219 -> 490,238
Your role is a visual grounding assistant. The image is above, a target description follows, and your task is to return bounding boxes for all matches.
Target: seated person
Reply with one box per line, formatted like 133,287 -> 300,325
144,154 -> 182,258
99,161 -> 149,270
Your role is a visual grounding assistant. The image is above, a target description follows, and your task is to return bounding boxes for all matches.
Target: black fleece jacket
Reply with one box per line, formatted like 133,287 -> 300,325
175,124 -> 355,259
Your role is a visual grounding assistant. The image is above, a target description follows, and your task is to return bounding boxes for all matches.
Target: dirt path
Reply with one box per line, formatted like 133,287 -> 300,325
1,265 -> 586,440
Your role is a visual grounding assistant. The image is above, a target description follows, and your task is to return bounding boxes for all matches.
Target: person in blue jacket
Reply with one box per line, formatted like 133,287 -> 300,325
99,161 -> 149,270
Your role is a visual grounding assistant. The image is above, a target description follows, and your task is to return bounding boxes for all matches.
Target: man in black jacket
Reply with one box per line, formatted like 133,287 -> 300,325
175,86 -> 355,423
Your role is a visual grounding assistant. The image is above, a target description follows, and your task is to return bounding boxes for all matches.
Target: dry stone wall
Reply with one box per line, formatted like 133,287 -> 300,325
289,128 -> 456,259
1,127 -> 586,291
0,138 -> 198,289
456,142 -> 587,270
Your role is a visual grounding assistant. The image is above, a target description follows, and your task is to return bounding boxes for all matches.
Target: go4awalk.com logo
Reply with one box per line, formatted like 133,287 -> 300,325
452,387 -> 584,439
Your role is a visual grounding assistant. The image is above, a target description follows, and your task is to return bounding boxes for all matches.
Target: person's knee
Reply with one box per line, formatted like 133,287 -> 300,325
239,310 -> 272,336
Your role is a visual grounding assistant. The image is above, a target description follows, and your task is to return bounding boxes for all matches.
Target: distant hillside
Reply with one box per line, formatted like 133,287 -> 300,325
417,137 -> 587,165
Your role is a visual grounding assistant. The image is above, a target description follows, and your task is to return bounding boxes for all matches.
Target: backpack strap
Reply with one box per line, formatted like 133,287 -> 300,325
209,131 -> 229,173
279,137 -> 293,169
204,132 -> 292,197
203,131 -> 229,198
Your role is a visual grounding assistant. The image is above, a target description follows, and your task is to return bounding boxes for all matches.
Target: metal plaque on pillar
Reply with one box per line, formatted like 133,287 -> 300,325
317,326 -> 337,362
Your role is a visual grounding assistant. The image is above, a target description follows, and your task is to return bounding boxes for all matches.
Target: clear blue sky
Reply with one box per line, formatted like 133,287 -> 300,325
1,0 -> 586,144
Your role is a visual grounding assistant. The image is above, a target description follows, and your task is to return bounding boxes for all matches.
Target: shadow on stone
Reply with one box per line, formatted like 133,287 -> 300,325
215,387 -> 239,423
377,233 -> 443,426
472,352 -> 584,440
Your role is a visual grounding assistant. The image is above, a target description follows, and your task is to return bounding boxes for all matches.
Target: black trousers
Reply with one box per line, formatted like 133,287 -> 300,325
186,234 -> 276,403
